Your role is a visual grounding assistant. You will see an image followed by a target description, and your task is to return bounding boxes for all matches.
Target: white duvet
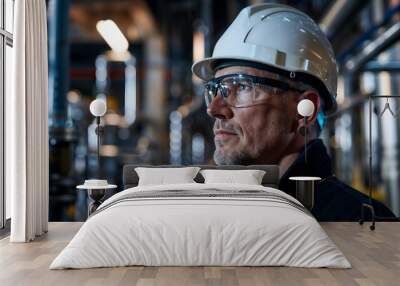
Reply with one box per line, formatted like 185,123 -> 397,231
50,183 -> 351,269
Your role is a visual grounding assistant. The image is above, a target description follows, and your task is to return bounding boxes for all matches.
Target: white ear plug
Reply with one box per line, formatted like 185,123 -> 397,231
90,99 -> 107,117
297,99 -> 315,117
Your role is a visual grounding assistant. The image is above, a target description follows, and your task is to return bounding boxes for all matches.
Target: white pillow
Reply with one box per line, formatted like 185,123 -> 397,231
135,167 -> 201,186
200,169 -> 266,185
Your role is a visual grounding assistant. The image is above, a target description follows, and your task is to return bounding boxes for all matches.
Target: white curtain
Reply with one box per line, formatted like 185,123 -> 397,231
7,0 -> 49,242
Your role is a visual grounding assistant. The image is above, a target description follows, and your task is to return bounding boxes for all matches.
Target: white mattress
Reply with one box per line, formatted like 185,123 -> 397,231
50,183 -> 351,269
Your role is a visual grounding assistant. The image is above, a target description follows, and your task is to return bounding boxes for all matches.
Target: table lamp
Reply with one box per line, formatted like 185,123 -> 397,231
76,99 -> 117,216
290,99 -> 320,210
297,99 -> 315,164
89,99 -> 107,172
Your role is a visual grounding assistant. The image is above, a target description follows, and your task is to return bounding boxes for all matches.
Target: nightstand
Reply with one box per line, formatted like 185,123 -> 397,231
77,180 -> 117,216
289,176 -> 321,210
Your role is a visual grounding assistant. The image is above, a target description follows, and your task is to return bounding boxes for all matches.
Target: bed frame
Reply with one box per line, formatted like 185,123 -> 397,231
122,165 -> 280,190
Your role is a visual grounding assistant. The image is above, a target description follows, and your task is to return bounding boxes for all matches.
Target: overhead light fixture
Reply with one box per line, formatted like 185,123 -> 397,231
96,19 -> 129,53
193,30 -> 205,62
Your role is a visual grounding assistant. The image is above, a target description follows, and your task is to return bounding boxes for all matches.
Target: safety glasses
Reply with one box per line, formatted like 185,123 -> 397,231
204,73 -> 305,108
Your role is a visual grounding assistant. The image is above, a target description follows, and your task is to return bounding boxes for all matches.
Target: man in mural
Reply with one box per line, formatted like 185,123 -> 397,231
192,4 -> 395,221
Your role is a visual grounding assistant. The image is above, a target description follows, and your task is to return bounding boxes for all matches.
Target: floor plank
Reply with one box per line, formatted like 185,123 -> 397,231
0,222 -> 399,286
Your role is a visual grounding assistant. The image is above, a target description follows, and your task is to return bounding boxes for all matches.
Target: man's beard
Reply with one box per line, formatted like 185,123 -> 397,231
213,147 -> 255,165
213,119 -> 256,165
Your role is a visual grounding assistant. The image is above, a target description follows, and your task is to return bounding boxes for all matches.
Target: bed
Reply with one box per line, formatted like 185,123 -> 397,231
50,165 -> 350,269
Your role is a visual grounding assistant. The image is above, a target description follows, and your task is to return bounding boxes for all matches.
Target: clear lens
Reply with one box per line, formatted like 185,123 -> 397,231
204,83 -> 215,107
220,76 -> 254,107
203,74 -> 285,108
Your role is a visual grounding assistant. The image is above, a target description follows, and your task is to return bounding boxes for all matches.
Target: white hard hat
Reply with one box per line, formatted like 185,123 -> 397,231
192,4 -> 338,112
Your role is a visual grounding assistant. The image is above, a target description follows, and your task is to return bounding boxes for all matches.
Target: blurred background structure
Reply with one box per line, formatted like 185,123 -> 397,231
43,0 -> 400,220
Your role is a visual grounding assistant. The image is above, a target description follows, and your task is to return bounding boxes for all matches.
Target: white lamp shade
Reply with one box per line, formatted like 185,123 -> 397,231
90,99 -> 107,117
297,99 -> 315,117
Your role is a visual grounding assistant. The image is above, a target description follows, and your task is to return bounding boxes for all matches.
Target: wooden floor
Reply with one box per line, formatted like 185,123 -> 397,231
0,222 -> 399,286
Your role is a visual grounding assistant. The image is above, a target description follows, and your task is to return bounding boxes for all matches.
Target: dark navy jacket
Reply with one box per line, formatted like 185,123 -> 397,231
279,139 -> 396,221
